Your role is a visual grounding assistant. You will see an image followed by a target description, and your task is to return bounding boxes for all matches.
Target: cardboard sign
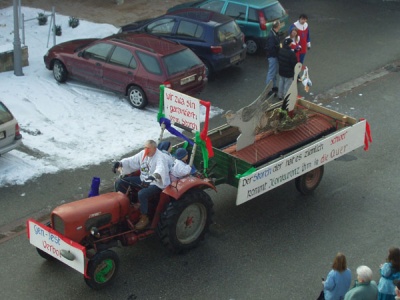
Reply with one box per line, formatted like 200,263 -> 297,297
236,120 -> 366,205
164,87 -> 201,131
27,219 -> 86,274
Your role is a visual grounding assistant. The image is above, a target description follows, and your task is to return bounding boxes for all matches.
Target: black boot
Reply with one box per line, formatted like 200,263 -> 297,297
272,87 -> 278,97
267,87 -> 278,97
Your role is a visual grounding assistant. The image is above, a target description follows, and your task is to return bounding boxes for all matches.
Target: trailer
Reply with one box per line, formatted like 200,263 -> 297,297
203,97 -> 371,205
27,77 -> 372,289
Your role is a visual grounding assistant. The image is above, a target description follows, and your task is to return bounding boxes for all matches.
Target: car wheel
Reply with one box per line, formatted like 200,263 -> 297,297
245,39 -> 258,55
201,59 -> 214,80
127,86 -> 148,109
53,60 -> 68,83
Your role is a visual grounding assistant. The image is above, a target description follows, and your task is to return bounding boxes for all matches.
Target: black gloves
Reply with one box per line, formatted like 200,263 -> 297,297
146,175 -> 156,182
141,175 -> 156,188
112,161 -> 121,173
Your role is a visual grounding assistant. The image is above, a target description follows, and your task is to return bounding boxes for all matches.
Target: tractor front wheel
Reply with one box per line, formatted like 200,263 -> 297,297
36,248 -> 57,261
295,166 -> 324,195
84,250 -> 119,290
157,189 -> 213,254
36,221 -> 57,261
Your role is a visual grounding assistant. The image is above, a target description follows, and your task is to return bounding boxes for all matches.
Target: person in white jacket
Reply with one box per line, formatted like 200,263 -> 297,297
113,140 -> 171,230
170,148 -> 192,182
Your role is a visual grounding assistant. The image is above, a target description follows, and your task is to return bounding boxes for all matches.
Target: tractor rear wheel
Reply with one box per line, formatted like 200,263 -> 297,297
295,166 -> 324,195
84,250 -> 119,290
157,189 -> 213,254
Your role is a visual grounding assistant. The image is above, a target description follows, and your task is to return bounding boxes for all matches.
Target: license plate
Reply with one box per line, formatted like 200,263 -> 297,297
180,74 -> 195,85
230,55 -> 240,64
0,131 -> 4,140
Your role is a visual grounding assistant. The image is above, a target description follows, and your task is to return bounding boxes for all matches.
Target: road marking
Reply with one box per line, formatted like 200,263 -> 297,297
314,60 -> 400,101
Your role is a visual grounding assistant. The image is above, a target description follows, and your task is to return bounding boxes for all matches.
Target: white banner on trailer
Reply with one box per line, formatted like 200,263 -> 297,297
236,120 -> 366,205
164,87 -> 201,131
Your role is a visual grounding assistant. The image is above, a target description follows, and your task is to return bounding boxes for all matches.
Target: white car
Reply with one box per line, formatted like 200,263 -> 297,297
0,101 -> 22,155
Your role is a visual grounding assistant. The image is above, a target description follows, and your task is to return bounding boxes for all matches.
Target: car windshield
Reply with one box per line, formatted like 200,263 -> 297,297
216,21 -> 241,42
262,2 -> 286,20
163,48 -> 202,75
0,103 -> 13,124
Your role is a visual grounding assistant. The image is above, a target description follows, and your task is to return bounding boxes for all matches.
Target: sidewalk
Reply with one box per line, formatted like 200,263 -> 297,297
0,0 -> 189,26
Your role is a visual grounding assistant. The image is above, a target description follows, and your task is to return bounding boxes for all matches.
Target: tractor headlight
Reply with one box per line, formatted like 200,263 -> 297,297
90,227 -> 100,238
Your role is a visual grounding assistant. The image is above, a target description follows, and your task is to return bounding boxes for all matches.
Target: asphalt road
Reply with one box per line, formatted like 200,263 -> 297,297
1,0 -> 400,299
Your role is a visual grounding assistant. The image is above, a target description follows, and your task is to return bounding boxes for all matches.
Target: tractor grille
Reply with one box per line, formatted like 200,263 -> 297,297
52,214 -> 65,235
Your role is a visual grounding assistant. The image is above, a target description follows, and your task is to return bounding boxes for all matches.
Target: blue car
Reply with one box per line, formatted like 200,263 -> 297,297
168,0 -> 290,55
119,8 -> 247,77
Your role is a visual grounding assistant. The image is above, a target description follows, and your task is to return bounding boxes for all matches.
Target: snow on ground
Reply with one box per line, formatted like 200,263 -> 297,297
0,6 -> 222,187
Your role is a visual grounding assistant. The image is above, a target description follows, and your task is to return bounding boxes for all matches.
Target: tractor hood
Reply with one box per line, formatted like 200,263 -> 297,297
51,192 -> 130,243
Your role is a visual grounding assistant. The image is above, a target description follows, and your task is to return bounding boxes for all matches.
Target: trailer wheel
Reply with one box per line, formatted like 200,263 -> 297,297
157,189 -> 213,254
295,166 -> 324,195
84,250 -> 119,290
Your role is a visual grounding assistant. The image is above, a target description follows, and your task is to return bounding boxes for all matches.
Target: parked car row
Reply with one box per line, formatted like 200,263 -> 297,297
43,0 -> 289,110
1,0 -> 289,157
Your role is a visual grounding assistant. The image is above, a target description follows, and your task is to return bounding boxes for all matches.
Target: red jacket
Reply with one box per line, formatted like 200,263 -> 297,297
289,21 -> 310,54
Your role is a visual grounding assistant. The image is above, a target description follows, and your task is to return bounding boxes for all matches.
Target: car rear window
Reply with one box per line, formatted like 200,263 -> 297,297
216,21 -> 241,43
177,20 -> 204,38
136,51 -> 162,75
163,48 -> 202,75
225,3 -> 247,21
262,2 -> 286,21
0,103 -> 13,125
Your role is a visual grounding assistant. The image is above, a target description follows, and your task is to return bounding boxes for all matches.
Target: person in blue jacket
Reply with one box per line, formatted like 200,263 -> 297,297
323,252 -> 352,300
378,247 -> 400,300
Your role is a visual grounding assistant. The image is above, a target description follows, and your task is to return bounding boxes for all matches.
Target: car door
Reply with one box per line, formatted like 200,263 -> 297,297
69,42 -> 114,87
102,46 -> 138,93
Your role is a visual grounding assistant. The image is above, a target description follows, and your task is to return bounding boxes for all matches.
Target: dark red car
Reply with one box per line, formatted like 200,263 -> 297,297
44,33 -> 207,109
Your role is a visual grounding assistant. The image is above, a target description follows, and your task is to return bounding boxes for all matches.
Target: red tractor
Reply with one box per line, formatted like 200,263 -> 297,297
28,174 -> 215,289
28,88 -> 216,289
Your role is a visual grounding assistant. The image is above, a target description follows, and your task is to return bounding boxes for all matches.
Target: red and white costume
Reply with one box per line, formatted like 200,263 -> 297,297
290,21 -> 310,55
